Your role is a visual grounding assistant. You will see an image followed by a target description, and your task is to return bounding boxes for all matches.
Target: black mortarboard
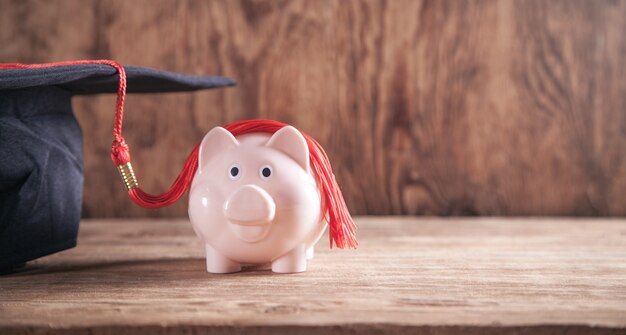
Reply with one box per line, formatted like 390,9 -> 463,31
0,63 -> 235,271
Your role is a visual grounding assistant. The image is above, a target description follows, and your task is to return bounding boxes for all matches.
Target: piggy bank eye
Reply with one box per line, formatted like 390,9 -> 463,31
259,165 -> 272,181
229,164 -> 241,180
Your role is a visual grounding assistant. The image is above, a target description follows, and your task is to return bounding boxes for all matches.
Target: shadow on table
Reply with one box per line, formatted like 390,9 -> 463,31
1,258 -> 273,278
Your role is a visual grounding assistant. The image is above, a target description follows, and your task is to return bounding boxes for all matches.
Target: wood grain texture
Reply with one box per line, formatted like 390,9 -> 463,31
1,0 -> 626,216
1,217 -> 625,334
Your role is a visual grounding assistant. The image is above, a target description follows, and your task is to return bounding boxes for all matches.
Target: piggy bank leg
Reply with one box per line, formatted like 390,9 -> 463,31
306,246 -> 314,260
205,244 -> 241,273
272,244 -> 307,273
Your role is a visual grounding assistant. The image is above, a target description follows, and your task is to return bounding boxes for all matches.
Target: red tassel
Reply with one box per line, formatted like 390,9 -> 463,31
129,119 -> 358,249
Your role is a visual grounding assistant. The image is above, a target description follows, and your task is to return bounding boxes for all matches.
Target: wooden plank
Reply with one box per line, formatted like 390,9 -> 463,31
2,0 -> 626,217
0,217 -> 625,334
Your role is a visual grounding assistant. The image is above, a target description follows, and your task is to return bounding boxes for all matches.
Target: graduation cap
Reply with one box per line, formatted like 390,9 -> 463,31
0,61 -> 235,272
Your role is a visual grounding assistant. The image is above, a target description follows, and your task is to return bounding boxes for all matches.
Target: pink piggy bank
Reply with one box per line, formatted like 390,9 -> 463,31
188,120 -> 357,273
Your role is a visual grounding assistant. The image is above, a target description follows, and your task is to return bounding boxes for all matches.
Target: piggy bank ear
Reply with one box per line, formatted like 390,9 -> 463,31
266,126 -> 309,171
198,127 -> 239,172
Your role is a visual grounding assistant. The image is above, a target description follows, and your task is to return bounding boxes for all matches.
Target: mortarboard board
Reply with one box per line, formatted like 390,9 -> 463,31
0,62 -> 235,272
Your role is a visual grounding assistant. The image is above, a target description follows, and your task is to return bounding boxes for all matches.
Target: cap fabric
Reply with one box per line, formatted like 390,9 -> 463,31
0,64 -> 235,271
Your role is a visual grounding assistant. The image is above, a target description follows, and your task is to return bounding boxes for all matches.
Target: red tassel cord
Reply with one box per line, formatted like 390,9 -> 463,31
1,60 -> 357,249
1,60 -> 131,165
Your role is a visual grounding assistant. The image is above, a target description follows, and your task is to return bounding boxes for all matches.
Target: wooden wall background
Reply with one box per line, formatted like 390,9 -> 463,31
1,0 -> 626,217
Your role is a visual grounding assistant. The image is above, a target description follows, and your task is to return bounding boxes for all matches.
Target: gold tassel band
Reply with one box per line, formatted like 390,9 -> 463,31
117,162 -> 139,191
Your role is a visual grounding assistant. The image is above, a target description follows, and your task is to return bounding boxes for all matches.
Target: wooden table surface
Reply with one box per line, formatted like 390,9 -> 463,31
1,217 -> 625,335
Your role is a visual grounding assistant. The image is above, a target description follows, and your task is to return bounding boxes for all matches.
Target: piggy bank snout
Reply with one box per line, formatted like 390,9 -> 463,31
224,184 -> 276,225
